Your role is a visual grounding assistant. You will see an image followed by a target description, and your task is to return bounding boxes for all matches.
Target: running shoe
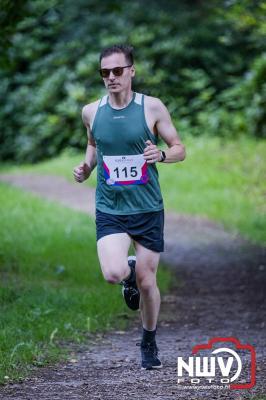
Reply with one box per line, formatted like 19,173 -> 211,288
121,256 -> 140,311
138,341 -> 162,370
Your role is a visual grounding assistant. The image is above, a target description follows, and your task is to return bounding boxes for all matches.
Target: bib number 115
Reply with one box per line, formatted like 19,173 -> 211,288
114,166 -> 137,179
103,154 -> 148,185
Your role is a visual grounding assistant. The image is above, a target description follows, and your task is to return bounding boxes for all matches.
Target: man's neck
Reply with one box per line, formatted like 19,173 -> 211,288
108,89 -> 133,109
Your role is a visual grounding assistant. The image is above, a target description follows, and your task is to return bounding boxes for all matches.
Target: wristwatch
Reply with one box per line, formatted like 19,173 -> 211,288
159,150 -> 166,162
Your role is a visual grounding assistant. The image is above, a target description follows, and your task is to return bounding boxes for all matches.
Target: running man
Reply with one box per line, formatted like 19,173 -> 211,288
73,44 -> 186,370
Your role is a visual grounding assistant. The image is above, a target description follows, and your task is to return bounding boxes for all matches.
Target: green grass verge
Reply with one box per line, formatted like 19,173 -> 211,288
0,184 -> 172,384
0,148 -> 97,186
158,135 -> 266,244
1,135 -> 264,243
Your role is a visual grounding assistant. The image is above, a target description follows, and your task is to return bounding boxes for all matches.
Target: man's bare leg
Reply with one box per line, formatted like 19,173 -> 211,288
97,232 -> 140,310
134,242 -> 161,330
97,233 -> 132,283
133,241 -> 162,369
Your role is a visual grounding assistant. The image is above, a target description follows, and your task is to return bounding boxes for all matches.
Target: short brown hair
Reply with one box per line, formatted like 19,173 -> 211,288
99,44 -> 134,65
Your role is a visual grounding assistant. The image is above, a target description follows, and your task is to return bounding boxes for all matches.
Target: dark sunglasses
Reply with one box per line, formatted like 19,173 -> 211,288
99,65 -> 132,78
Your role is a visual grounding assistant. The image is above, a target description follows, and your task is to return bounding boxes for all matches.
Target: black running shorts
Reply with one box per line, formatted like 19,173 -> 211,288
95,209 -> 164,253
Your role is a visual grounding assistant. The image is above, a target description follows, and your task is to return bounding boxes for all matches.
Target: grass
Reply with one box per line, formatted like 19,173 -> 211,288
1,134 -> 265,243
158,134 -> 266,243
0,183 -> 172,384
0,148 -> 97,186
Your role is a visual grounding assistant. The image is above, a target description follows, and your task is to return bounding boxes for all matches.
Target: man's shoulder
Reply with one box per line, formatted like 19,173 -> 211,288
82,99 -> 101,124
82,99 -> 101,115
143,94 -> 164,113
145,95 -> 163,110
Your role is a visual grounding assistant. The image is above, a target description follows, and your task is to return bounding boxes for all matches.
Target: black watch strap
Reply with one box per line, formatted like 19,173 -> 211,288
159,150 -> 166,162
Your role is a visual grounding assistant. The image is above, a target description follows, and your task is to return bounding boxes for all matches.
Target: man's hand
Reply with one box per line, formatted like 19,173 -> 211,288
143,140 -> 161,164
73,162 -> 91,183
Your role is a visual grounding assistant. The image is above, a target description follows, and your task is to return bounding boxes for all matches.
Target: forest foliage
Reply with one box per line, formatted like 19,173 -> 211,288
0,0 -> 265,162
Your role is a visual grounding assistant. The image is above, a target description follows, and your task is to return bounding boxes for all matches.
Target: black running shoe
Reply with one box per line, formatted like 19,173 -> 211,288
121,256 -> 140,311
138,341 -> 162,370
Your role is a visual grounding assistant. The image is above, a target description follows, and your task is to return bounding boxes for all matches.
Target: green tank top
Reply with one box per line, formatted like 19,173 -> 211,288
91,91 -> 164,215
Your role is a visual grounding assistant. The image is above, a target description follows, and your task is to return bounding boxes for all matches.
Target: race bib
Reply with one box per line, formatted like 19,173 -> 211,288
103,154 -> 148,186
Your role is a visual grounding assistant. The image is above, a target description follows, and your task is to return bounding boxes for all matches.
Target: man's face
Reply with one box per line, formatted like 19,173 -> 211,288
100,53 -> 135,93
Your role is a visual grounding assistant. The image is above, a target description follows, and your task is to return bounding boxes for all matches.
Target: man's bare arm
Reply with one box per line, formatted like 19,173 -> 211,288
73,104 -> 98,183
82,105 -> 97,172
144,98 -> 186,164
155,99 -> 186,162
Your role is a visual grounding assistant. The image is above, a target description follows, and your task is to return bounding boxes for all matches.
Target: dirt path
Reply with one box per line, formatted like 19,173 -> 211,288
0,173 -> 265,400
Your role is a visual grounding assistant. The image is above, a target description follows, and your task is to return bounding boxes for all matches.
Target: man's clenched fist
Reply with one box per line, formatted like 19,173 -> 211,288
73,162 -> 91,183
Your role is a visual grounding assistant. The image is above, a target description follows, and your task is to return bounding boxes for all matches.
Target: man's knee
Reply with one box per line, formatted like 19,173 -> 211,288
101,262 -> 129,284
104,272 -> 122,284
137,276 -> 157,294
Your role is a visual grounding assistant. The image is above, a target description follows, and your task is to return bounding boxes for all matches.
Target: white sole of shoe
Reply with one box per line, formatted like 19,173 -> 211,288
141,364 -> 163,370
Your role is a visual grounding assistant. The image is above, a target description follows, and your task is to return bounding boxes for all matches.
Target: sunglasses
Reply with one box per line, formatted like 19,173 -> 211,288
99,65 -> 132,78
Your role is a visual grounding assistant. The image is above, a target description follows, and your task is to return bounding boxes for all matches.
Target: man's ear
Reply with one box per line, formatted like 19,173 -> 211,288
131,65 -> 136,78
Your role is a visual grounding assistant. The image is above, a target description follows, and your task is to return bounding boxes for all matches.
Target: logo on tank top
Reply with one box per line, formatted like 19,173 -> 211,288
113,116 -> 126,119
